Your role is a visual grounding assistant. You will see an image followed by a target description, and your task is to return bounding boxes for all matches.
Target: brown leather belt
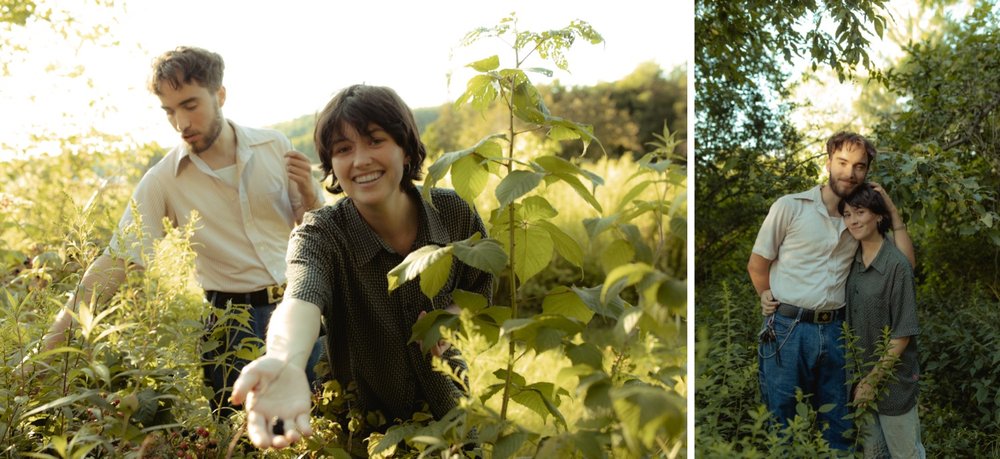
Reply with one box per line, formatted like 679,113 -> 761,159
777,303 -> 845,324
205,283 -> 286,307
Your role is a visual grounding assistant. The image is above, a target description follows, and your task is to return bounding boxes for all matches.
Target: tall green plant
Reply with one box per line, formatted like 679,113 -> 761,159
386,13 -> 686,458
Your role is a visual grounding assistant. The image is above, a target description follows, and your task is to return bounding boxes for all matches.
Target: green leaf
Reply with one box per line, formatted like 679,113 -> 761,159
602,262 -> 654,303
534,220 -> 584,266
600,239 -> 635,274
615,180 -> 653,214
493,431 -> 537,459
572,284 -> 627,319
565,342 -> 604,369
495,170 -> 544,208
583,215 -> 618,240
451,154 -> 490,205
452,236 -> 508,276
386,245 -> 453,299
467,55 -> 500,72
552,171 -> 603,213
409,309 -> 459,354
521,195 -> 558,220
548,125 -> 580,141
514,224 -> 554,282
611,384 -> 684,452
542,285 -> 594,324
452,289 -> 488,313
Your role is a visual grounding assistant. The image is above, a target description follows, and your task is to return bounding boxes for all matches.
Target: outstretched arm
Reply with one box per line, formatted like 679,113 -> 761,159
231,298 -> 321,449
45,253 -> 130,350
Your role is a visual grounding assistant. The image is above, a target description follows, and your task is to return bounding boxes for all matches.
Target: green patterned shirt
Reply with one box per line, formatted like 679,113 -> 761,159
285,187 -> 494,421
846,238 -> 920,416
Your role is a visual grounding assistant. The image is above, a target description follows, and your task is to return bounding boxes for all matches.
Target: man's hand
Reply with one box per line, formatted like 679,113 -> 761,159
285,151 -> 319,212
231,356 -> 313,449
760,289 -> 779,316
868,182 -> 898,216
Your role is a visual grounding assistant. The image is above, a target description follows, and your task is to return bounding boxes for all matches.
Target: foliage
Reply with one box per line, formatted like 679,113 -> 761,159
869,0 -> 1000,292
388,13 -> 686,458
694,0 -> 893,287
423,61 -> 686,161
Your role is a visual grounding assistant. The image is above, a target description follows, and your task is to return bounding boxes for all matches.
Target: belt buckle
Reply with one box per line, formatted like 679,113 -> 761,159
266,284 -> 285,304
816,310 -> 833,324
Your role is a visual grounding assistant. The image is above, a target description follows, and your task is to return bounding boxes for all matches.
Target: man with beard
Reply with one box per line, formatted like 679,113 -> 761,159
42,46 -> 325,414
747,131 -> 914,451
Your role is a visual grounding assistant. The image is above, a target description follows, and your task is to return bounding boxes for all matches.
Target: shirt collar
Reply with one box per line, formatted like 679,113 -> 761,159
853,237 -> 894,274
347,187 -> 449,265
171,120 -> 272,176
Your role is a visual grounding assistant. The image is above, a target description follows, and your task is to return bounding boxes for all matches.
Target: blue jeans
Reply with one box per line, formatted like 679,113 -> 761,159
202,300 -> 324,416
758,311 -> 851,450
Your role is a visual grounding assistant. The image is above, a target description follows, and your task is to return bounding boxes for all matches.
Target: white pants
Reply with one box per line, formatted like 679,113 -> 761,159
863,405 -> 926,459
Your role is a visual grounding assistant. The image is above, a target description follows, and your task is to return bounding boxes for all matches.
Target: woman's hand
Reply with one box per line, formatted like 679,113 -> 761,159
230,356 -> 313,449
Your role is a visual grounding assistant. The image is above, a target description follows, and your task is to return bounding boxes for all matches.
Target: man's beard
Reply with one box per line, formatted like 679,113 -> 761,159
187,101 -> 224,154
829,175 -> 860,198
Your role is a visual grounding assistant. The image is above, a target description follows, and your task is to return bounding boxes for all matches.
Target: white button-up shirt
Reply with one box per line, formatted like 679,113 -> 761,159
108,120 -> 324,292
752,185 -> 858,311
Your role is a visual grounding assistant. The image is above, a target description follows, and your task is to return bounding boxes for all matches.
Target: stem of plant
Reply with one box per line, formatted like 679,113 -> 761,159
500,69 -> 519,421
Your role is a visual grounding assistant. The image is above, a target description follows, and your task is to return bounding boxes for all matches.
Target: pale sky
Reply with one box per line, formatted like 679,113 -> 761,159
0,0 -> 690,158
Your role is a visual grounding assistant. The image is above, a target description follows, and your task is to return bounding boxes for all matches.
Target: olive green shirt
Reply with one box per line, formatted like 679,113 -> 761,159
285,187 -> 494,421
846,238 -> 920,416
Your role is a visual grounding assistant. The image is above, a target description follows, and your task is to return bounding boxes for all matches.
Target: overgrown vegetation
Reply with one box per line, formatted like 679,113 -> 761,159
696,0 -> 1000,455
1,13 -> 686,458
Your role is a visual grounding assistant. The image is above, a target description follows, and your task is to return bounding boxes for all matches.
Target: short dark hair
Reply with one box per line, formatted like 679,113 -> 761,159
314,84 -> 426,194
147,46 -> 224,94
827,131 -> 876,166
838,184 -> 892,236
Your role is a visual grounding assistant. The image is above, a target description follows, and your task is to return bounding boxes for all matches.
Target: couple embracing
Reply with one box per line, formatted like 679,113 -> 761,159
749,132 -> 925,458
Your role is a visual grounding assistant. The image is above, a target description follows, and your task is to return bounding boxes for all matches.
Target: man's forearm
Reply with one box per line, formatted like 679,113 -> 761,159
747,253 -> 772,295
265,298 -> 322,368
47,253 -> 128,341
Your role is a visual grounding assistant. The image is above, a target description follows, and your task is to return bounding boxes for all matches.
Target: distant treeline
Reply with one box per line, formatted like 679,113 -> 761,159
270,61 -> 685,164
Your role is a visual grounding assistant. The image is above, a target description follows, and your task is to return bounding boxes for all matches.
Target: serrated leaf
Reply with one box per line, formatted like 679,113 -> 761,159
452,289 -> 488,312
600,239 -> 636,274
521,196 -> 558,220
452,236 -> 508,276
451,154 -> 490,205
467,55 -> 500,72
409,309 -> 459,354
495,170 -> 544,208
611,384 -> 684,452
542,285 -> 594,324
565,342 -> 604,369
493,431 -> 536,459
548,125 -> 580,141
386,245 -> 453,298
615,180 -> 653,213
602,262 -> 654,303
534,220 -> 583,266
553,171 -> 603,213
583,215 -> 618,240
496,226 -> 555,282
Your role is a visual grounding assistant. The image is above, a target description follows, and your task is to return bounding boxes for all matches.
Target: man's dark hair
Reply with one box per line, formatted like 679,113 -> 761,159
314,84 -> 426,194
838,184 -> 892,236
147,46 -> 225,94
827,131 -> 876,166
